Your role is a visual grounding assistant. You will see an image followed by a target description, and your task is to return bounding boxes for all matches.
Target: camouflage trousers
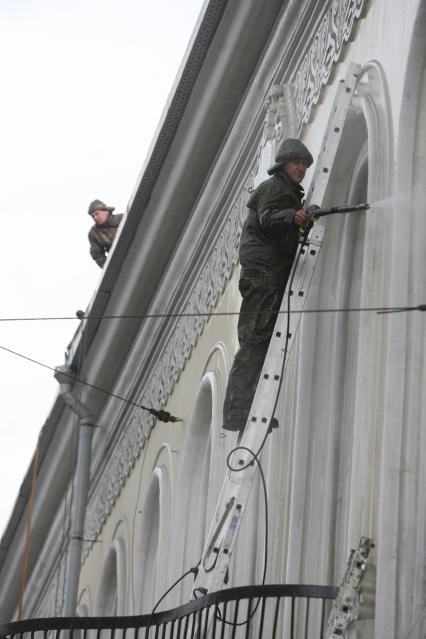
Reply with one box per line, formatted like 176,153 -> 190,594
222,270 -> 288,432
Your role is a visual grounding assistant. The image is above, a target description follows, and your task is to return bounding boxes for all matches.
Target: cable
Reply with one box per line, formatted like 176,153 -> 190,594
0,303 -> 424,323
144,565 -> 200,638
0,344 -> 181,423
141,449 -> 268,630
205,235 -> 303,627
225,231 -> 307,472
271,230 -> 307,422
206,445 -> 268,627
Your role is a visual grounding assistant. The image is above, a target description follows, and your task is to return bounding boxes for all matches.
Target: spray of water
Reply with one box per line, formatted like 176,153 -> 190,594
368,195 -> 409,209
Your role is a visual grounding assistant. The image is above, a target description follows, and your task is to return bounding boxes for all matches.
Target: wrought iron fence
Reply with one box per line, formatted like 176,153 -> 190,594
0,584 -> 337,639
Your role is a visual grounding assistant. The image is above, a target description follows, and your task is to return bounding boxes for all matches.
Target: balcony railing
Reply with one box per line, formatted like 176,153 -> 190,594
0,584 -> 338,639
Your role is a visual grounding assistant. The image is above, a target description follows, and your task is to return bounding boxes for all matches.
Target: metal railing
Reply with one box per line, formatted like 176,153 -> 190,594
0,584 -> 337,639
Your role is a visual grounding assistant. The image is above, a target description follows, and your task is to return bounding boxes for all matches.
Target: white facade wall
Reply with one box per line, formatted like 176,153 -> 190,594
1,2 -> 425,638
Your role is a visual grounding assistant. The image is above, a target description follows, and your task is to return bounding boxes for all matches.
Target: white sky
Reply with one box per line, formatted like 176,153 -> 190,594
0,0 -> 205,537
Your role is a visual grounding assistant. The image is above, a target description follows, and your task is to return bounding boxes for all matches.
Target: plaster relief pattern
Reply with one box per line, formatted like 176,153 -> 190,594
292,0 -> 368,129
83,0 -> 367,547
145,189 -> 247,411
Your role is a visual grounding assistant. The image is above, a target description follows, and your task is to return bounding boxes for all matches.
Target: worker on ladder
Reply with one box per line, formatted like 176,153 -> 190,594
222,138 -> 313,433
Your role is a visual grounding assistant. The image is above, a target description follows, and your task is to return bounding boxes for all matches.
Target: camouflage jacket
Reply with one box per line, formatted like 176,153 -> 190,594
88,213 -> 123,267
240,170 -> 304,277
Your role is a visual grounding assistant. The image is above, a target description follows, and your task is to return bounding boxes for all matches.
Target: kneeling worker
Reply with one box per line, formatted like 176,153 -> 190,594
222,138 -> 313,433
88,199 -> 123,268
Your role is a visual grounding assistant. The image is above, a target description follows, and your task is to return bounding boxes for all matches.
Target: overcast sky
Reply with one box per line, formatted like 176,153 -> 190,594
0,0 -> 205,537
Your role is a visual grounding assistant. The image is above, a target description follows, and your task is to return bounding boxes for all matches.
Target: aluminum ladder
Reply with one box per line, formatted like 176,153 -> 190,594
192,62 -> 362,598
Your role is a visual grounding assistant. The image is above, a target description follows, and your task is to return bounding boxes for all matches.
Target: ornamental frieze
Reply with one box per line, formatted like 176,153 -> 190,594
292,0 -> 368,130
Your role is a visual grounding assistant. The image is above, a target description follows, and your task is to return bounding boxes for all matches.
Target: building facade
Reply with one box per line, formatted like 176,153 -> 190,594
1,1 -> 425,637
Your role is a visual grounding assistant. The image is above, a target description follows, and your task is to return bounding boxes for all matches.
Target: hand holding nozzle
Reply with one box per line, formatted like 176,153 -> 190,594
294,209 -> 310,227
296,204 -> 320,235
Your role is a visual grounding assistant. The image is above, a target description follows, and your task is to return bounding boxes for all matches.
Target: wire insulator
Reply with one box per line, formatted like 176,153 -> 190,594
150,408 -> 182,423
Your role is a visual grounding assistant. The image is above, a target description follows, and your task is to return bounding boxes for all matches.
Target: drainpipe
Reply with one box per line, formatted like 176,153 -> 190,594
54,365 -> 95,618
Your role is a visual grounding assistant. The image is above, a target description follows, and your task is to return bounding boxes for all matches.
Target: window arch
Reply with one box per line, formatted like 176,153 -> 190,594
172,362 -> 225,601
76,587 -> 92,617
95,538 -> 126,616
133,457 -> 171,613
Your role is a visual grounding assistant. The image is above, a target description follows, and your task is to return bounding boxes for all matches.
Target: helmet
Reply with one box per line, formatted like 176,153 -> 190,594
267,138 -> 313,175
87,199 -> 115,216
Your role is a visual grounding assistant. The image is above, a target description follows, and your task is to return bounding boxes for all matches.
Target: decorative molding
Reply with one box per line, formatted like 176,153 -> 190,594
252,83 -> 299,187
252,0 -> 369,182
325,537 -> 374,637
83,0 -> 368,548
292,0 -> 368,131
264,83 -> 299,142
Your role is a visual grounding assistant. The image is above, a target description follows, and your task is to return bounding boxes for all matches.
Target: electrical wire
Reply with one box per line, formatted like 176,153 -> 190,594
2,283 -> 423,422
146,445 -> 269,630
0,344 -> 181,423
0,303 -> 424,323
1,235 -> 423,616
144,565 -> 200,638
212,446 -> 269,627
146,374 -> 271,628
270,229 -> 307,426
8,241 -> 414,624
224,230 -> 307,471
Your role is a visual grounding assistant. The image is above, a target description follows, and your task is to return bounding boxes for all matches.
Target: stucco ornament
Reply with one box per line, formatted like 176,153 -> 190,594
82,0 -> 369,548
292,0 -> 369,129
325,537 -> 374,637
253,83 -> 299,188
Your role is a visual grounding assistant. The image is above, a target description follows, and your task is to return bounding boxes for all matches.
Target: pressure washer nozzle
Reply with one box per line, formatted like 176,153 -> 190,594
332,203 -> 370,213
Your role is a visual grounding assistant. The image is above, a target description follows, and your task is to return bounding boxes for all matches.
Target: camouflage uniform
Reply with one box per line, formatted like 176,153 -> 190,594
88,201 -> 123,267
222,139 -> 312,432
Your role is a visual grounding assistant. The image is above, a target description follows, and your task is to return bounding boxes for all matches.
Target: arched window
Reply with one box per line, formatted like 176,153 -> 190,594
134,461 -> 170,613
172,368 -> 224,600
75,588 -> 92,639
139,473 -> 160,610
76,587 -> 91,617
95,539 -> 126,616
